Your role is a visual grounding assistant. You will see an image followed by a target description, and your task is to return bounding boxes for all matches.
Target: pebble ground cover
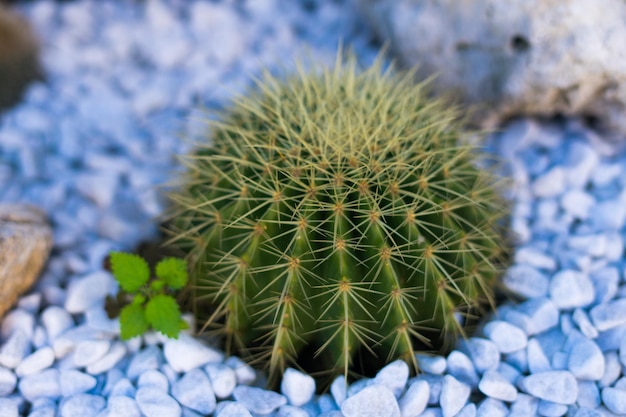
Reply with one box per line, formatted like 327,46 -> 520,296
1,0 -> 626,416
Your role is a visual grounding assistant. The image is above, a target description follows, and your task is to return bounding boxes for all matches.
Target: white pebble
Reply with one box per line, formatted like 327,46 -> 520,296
18,369 -> 61,402
460,338 -> 500,373
572,308 -> 599,338
532,167 -> 565,198
1,309 -> 35,339
59,370 -> 97,396
568,338 -> 605,380
64,272 -> 116,314
163,334 -> 223,372
483,321 -> 527,354
136,387 -> 181,417
15,347 -> 54,377
549,270 -> 595,309
224,356 -> 256,384
590,299 -> 626,331
560,189 -> 595,219
502,265 -> 549,298
398,380 -> 429,417
281,368 -> 316,407
204,363 -> 237,399
476,398 -> 508,416
171,369 -> 216,415
137,369 -> 169,392
215,402 -> 252,417
0,367 -> 16,396
446,351 -> 478,387
341,385 -> 400,417
440,375 -> 470,417
520,371 -> 577,404
374,359 -> 409,398
330,375 -> 347,406
86,341 -> 127,375
477,370 -> 517,402
59,393 -> 105,417
73,340 -> 111,367
98,395 -> 141,417
577,380 -> 601,409
526,338 -> 551,374
0,330 -> 31,369
601,387 -> 626,414
126,345 -> 162,380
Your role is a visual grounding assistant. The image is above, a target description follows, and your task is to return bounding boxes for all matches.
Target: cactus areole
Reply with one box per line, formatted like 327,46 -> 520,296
168,56 -> 508,386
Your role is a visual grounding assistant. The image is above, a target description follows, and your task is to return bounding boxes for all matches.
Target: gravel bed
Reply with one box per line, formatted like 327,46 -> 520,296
1,0 -> 626,416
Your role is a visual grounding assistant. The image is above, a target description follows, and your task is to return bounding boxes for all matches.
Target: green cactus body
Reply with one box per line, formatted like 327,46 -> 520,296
168,56 -> 508,385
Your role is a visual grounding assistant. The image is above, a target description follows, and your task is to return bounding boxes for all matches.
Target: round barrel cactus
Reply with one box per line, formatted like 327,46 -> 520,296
167,56 -> 508,386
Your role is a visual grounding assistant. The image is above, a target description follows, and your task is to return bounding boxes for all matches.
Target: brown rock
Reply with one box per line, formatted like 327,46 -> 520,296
0,204 -> 52,318
0,6 -> 41,110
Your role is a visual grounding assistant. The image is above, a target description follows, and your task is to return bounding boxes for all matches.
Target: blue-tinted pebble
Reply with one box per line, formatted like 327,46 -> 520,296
415,354 -> 447,375
521,371 -> 578,404
59,370 -> 97,397
318,412 -> 343,417
599,351 -> 621,388
341,385 -> 400,417
535,328 -> 566,360
412,374 -> 443,406
590,267 -> 619,305
0,367 -> 16,396
505,298 -> 560,336
440,375 -> 470,417
577,380 -> 600,409
601,387 -> 626,414
215,402 -> 252,417
476,398 -> 507,417
374,359 -> 409,398
568,338 -> 605,380
573,407 -> 604,417
446,351 -> 479,387
549,270 -> 595,309
125,346 -> 162,381
281,368 -> 316,407
317,394 -> 336,413
276,405 -> 309,417
504,349 -> 528,373
204,363 -> 237,399
590,299 -> 626,331
527,338 -> 551,374
346,378 -> 371,397
0,398 -> 18,417
59,394 -> 105,417
572,308 -> 599,338
398,380 -> 429,417
330,376 -> 347,406
460,338 -> 499,373
537,400 -> 568,417
171,369 -> 216,415
551,351 -> 569,371
502,265 -> 549,298
137,369 -> 169,391
496,362 -> 521,385
415,407 -> 442,417
18,369 -> 60,402
484,321 -> 528,354
595,324 -> 626,351
109,378 -> 136,398
97,396 -> 141,417
232,386 -> 287,415
478,370 -> 517,402
509,393 -> 539,417
135,387 -> 181,417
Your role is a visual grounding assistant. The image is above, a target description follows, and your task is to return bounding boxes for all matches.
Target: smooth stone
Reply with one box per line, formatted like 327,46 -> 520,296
0,398 -> 18,417
374,359 -> 409,398
137,369 -> 169,392
526,338 -> 551,374
0,330 -> 31,368
0,204 -> 52,318
341,385 -> 400,417
41,305 -> 74,341
1,309 -> 35,339
590,299 -> 626,331
15,346 -> 54,377
86,341 -> 127,375
599,351 -> 621,388
536,400 -> 567,417
224,356 -> 256,384
136,387 -> 181,417
73,340 -> 111,367
281,368 -> 316,406
59,370 -> 97,396
163,334 -> 223,372
509,393 -> 538,416
125,345 -> 162,380
415,353 -> 447,375
549,270 -> 595,309
0,367 -> 16,395
330,375 -> 347,406
215,402 -> 253,417
398,379 -> 429,417
276,405 -> 310,417
204,363 -> 237,399
96,396 -> 141,417
64,271 -> 116,314
446,350 -> 479,386
232,385 -> 287,415
502,264 -> 549,298
520,371 -> 578,404
60,394 -> 105,417
460,338 -> 500,373
171,369 -> 216,415
440,375 -> 470,417
18,369 -> 60,401
483,321 -> 527,354
109,378 -> 136,398
476,398 -> 508,417
568,338 -> 605,380
572,308 -> 599,339
505,298 -> 559,336
477,370 -> 517,402
601,387 -> 626,414
577,380 -> 601,409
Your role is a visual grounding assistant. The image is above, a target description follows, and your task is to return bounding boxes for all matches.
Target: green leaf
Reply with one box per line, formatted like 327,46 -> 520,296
155,257 -> 188,290
145,294 -> 182,339
110,252 -> 150,293
119,304 -> 149,340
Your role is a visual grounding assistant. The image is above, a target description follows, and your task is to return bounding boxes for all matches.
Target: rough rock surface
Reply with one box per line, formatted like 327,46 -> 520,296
356,0 -> 626,138
0,6 -> 41,110
0,204 -> 52,318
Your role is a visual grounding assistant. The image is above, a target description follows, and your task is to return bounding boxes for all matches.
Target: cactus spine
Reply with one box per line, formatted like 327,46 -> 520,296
168,55 -> 508,385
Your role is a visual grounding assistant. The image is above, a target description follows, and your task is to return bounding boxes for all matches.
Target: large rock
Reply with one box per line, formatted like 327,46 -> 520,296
0,6 -> 41,110
356,0 -> 626,138
0,204 -> 52,317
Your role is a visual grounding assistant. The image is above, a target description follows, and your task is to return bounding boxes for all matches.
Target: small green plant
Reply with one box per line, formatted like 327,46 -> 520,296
109,252 -> 189,340
166,54 -> 508,386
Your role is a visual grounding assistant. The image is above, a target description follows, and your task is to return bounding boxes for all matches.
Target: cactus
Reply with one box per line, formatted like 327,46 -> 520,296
167,55 -> 508,386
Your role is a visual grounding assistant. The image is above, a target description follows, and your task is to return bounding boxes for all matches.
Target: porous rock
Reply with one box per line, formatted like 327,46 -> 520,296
356,0 -> 626,139
0,204 -> 52,318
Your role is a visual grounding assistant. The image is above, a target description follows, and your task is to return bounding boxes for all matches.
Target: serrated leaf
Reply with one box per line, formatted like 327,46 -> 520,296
110,252 -> 150,293
119,304 -> 149,340
155,257 -> 188,290
145,294 -> 182,339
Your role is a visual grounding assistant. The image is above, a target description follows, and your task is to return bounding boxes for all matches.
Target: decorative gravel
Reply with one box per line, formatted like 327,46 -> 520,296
2,0 -> 626,416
